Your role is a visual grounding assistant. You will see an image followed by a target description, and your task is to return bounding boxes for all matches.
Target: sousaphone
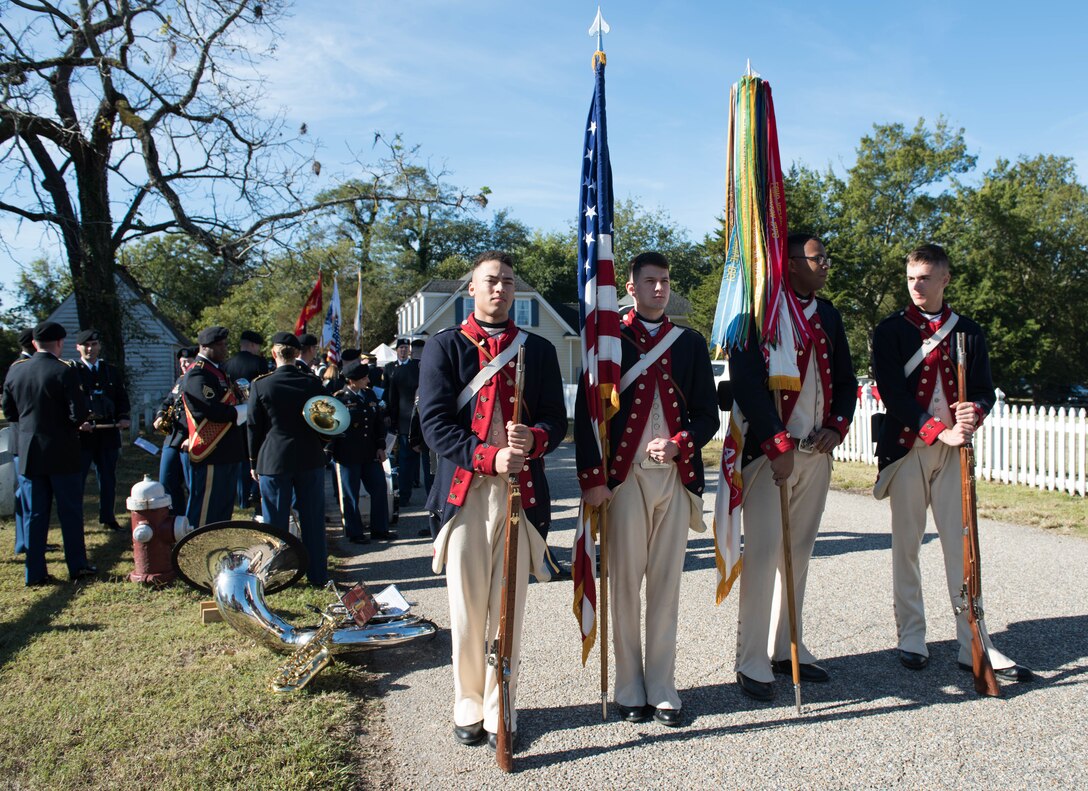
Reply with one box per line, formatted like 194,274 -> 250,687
303,395 -> 350,436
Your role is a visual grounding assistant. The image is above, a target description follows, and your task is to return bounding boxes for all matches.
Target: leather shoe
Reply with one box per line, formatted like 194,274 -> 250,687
617,703 -> 653,723
70,565 -> 98,582
101,520 -> 125,532
371,531 -> 398,541
736,671 -> 774,702
26,574 -> 59,587
347,536 -> 369,545
653,707 -> 683,727
45,543 -> 61,552
453,720 -> 484,746
487,730 -> 517,751
898,650 -> 929,670
958,661 -> 1034,682
770,660 -> 830,683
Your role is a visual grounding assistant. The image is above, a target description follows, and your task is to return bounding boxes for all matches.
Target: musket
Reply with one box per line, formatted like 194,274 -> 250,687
954,333 -> 1001,697
491,345 -> 526,772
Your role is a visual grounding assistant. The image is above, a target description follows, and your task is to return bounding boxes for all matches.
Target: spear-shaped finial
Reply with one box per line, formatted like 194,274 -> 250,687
589,5 -> 610,51
745,58 -> 761,78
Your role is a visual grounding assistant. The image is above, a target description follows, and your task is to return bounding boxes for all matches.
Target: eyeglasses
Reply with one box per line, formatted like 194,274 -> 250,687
792,254 -> 831,268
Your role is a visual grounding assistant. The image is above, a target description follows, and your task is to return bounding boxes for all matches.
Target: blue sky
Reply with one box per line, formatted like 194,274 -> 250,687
3,0 -> 1085,288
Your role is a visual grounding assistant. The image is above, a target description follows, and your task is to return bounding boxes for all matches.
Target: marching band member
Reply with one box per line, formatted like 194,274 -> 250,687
729,233 -> 857,702
419,251 -> 566,749
872,243 -> 1031,681
155,346 -> 196,514
576,251 -> 718,727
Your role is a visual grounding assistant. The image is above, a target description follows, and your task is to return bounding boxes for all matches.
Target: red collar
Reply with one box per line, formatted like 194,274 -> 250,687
621,309 -> 673,348
905,303 -> 952,334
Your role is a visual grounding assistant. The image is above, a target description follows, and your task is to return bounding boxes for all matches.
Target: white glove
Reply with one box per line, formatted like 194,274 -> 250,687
234,403 -> 248,426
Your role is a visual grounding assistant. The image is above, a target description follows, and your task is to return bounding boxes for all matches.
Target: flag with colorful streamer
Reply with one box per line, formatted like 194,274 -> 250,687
322,277 -> 342,365
710,70 -> 807,604
572,47 -> 621,665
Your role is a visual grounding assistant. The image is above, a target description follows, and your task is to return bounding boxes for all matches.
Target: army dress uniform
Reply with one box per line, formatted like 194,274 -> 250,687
1,322 -> 94,584
182,348 -> 246,527
247,340 -> 329,586
728,295 -> 856,687
872,304 -> 1017,671
10,332 -> 34,556
155,372 -> 191,513
332,365 -> 391,542
418,315 -> 566,739
387,350 -> 423,503
574,309 -> 718,715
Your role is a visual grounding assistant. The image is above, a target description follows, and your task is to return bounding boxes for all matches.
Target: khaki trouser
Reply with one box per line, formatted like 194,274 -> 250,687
736,450 -> 831,682
433,475 -> 546,733
885,442 -> 1013,669
607,462 -> 699,710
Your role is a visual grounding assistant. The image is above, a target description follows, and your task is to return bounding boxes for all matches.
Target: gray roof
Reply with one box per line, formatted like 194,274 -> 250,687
418,272 -> 536,294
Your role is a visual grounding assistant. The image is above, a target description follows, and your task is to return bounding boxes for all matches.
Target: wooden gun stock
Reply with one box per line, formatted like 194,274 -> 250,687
956,333 -> 1001,698
494,346 -> 526,771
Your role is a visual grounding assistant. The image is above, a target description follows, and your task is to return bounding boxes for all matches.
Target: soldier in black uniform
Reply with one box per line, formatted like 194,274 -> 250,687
182,326 -> 247,527
73,328 -> 131,531
247,331 -> 329,586
297,333 -> 320,375
2,321 -> 96,585
224,330 -> 266,510
332,362 -> 393,543
386,338 -> 422,504
154,347 -> 196,513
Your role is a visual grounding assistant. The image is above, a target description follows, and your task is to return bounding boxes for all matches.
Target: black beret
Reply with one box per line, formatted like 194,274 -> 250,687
343,362 -> 370,381
33,321 -> 66,342
410,338 -> 425,348
341,348 -> 361,363
177,346 -> 197,360
240,330 -> 263,344
395,337 -> 410,348
271,331 -> 301,350
75,328 -> 100,345
298,333 -> 319,347
17,328 -> 34,347
197,326 -> 229,345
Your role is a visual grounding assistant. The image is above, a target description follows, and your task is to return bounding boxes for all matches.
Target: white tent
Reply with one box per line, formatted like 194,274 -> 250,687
370,343 -> 397,365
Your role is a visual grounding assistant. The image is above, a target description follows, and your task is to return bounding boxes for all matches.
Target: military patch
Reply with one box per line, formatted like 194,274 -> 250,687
202,384 -> 215,399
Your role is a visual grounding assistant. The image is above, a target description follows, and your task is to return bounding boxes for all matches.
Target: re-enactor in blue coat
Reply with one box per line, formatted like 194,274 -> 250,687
418,250 -> 566,750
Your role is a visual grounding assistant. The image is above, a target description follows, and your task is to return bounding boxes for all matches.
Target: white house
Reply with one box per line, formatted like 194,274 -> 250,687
45,269 -> 192,409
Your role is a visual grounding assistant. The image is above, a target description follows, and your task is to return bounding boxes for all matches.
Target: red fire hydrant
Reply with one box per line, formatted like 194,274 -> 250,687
127,475 -> 192,584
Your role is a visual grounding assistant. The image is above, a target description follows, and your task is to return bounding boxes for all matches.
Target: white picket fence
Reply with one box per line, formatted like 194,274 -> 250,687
835,385 -> 1087,497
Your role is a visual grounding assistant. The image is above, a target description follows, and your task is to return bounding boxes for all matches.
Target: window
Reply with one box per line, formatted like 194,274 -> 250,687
514,299 -> 531,326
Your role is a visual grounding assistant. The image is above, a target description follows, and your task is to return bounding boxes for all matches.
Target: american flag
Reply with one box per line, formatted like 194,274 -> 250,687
572,54 -> 621,665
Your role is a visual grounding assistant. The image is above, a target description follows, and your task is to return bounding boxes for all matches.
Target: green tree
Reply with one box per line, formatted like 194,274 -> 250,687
0,259 -> 73,328
944,155 -> 1088,398
118,235 -> 226,333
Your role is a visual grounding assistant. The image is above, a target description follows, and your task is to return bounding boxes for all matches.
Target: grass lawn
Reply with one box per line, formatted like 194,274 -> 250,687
0,441 -> 377,790
701,440 -> 1088,536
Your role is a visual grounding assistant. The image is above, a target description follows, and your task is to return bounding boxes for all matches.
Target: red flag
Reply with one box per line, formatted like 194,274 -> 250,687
294,273 -> 323,335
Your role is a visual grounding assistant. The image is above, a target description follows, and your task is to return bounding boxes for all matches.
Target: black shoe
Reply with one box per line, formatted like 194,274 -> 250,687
347,536 -> 370,545
26,574 -> 59,587
371,531 -> 398,541
487,730 -> 517,751
898,650 -> 929,670
770,660 -> 830,683
417,528 -> 431,537
70,565 -> 98,582
958,661 -> 1034,682
617,703 -> 653,723
102,520 -> 125,532
45,543 -> 61,552
653,707 -> 683,727
736,672 -> 775,702
453,721 -> 484,746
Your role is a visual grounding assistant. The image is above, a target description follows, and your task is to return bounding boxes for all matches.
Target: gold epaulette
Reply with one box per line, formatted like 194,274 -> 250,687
251,370 -> 274,383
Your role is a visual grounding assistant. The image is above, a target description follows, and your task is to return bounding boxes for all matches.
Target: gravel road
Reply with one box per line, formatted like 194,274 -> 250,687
339,442 -> 1088,789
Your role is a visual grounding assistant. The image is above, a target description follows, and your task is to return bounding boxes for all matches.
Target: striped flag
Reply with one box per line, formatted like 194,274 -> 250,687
322,277 -> 342,365
572,52 -> 621,665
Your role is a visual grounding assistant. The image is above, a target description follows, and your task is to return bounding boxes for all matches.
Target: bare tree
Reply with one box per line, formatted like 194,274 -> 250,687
0,1 -> 485,365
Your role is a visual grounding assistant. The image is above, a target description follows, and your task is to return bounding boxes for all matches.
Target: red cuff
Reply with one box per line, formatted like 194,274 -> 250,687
918,416 -> 945,446
527,427 -> 549,459
972,402 -> 987,427
578,465 -> 607,492
670,430 -> 697,463
826,414 -> 851,439
471,442 -> 500,476
761,431 -> 794,460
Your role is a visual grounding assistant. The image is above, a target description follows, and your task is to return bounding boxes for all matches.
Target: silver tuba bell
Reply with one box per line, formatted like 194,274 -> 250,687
171,521 -> 437,691
303,394 -> 350,436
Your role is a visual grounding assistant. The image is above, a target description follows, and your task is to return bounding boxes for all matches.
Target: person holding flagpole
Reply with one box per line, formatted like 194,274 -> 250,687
576,251 -> 718,727
418,250 -> 566,750
728,232 -> 857,702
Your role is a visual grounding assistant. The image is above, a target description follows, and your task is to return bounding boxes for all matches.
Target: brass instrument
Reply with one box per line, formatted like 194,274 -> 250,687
157,396 -> 183,436
171,521 -> 436,692
303,395 -> 350,436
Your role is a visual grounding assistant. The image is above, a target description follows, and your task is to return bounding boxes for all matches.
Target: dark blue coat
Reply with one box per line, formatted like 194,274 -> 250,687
418,326 -> 566,538
182,357 -> 246,465
247,365 -> 328,475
